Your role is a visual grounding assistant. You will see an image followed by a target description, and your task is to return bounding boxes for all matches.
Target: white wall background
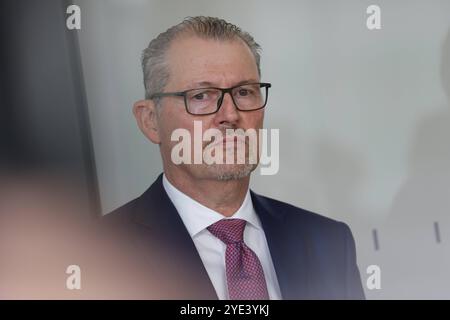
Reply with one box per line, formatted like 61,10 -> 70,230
76,0 -> 450,299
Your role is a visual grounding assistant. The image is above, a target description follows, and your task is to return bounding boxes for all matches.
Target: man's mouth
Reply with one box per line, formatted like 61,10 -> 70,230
208,134 -> 247,149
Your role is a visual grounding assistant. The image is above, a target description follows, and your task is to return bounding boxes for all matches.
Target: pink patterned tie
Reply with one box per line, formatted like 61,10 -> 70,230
207,218 -> 270,300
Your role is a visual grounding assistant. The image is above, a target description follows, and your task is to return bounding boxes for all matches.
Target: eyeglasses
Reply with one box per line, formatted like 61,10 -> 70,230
149,82 -> 271,116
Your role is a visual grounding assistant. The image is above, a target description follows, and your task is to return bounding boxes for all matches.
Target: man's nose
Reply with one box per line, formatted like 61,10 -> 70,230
214,91 -> 240,125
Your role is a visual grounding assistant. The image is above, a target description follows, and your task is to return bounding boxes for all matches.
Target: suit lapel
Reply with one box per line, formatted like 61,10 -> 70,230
132,174 -> 218,299
251,191 -> 310,299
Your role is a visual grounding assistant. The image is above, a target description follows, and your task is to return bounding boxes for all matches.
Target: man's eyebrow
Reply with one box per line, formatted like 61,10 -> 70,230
234,79 -> 260,86
189,79 -> 260,88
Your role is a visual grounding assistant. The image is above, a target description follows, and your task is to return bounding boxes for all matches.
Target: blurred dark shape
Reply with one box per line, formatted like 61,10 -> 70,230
0,0 -> 104,298
0,0 -> 100,218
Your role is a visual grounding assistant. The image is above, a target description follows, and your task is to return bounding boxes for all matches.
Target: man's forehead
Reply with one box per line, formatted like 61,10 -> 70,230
186,79 -> 260,89
166,36 -> 259,88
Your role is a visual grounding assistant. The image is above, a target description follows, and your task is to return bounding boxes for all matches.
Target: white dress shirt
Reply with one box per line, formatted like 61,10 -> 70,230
162,174 -> 282,300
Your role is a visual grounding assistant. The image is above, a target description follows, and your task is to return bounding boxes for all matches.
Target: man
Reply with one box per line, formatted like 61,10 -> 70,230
104,16 -> 365,300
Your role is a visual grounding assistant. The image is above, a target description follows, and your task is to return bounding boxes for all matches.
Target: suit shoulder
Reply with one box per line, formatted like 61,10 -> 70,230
253,192 -> 348,230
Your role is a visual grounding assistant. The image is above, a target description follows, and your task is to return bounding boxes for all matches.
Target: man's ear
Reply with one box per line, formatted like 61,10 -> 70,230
132,99 -> 161,144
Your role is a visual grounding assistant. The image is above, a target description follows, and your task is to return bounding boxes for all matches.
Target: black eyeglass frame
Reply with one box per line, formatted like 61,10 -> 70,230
149,82 -> 272,116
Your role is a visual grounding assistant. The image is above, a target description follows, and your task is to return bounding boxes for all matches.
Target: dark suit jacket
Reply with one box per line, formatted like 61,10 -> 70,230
103,174 -> 365,299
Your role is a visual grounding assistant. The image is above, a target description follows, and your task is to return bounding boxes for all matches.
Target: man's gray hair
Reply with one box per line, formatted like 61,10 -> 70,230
141,16 -> 262,100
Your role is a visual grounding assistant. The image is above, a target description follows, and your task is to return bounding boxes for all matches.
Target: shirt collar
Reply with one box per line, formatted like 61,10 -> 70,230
162,174 -> 261,238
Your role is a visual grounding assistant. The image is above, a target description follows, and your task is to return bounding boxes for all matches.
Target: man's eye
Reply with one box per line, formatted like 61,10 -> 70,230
238,89 -> 249,96
193,93 -> 207,100
191,90 -> 216,101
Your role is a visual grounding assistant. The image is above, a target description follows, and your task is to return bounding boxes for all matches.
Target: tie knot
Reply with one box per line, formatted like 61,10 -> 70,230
207,219 -> 246,245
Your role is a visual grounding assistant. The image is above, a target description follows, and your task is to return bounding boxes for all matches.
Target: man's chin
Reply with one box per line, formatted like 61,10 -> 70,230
206,163 -> 257,181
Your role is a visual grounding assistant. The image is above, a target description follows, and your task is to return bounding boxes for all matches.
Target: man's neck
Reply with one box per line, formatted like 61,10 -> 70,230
164,169 -> 250,217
